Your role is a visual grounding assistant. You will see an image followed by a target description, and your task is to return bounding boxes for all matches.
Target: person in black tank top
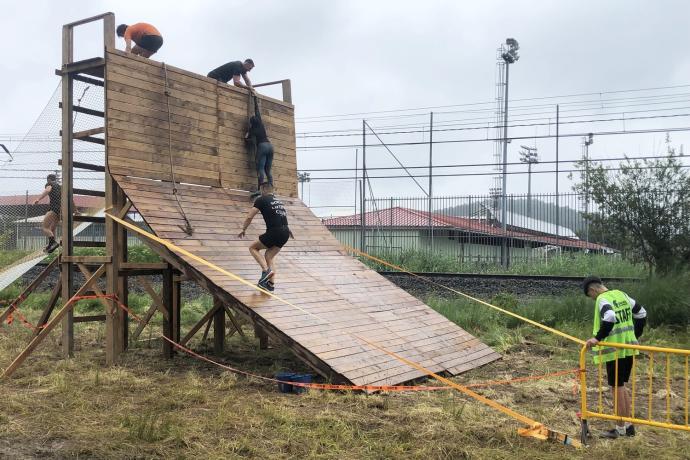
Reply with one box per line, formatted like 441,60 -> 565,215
238,183 -> 293,291
33,174 -> 62,253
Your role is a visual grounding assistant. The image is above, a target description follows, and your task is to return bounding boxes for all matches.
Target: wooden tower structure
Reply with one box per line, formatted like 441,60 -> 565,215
3,13 -> 499,385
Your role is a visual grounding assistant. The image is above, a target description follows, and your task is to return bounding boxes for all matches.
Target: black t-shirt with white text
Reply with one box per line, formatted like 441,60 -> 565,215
253,195 -> 288,229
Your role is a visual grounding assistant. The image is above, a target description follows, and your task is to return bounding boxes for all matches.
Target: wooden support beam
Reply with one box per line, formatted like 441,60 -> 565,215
73,314 -> 106,323
73,215 -> 105,223
120,262 -> 168,271
59,159 -> 106,172
254,324 -> 269,350
76,264 -> 111,313
59,102 -> 104,118
180,303 -> 222,346
162,265 -> 174,358
0,257 -> 58,325
57,57 -> 105,78
201,316 -> 213,343
282,80 -> 292,104
2,265 -> 106,379
76,136 -> 105,145
213,297 -> 225,353
73,127 -> 105,139
60,27 -> 75,357
62,255 -> 111,264
172,278 -> 181,344
33,279 -> 62,337
138,278 -> 169,320
73,74 -> 104,87
223,305 -> 247,340
73,188 -> 106,197
74,240 -> 106,248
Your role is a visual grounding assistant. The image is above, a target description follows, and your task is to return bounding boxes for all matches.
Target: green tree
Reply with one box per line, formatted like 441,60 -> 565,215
573,145 -> 690,274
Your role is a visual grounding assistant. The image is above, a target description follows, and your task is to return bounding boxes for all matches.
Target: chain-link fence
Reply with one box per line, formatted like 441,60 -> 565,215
321,192 -> 623,267
0,80 -> 108,252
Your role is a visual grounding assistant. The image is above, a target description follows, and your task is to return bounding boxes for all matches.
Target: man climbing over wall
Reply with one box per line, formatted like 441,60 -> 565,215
116,23 -> 164,58
237,183 -> 293,292
33,174 -> 62,254
583,276 -> 648,439
245,96 -> 274,196
207,60 -> 255,92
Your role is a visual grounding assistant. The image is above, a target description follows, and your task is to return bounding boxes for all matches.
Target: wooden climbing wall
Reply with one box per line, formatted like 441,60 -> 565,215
114,175 -> 501,386
104,49 -> 297,196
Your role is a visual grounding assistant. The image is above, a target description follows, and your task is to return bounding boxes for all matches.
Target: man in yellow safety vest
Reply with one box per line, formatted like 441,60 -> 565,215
583,276 -> 647,439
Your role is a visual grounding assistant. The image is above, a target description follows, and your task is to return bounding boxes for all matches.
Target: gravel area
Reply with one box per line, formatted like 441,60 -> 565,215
13,265 -> 580,301
379,273 -> 581,298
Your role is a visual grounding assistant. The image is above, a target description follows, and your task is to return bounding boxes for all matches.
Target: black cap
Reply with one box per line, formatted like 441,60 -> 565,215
582,276 -> 602,295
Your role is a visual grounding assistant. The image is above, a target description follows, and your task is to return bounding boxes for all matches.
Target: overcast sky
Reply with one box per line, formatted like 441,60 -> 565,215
1,0 -> 689,213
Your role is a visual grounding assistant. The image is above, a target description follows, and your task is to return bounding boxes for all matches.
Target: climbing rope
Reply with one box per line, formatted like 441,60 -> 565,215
162,63 -> 193,236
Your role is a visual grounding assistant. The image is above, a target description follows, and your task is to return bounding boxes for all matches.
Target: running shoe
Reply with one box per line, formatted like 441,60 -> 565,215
259,268 -> 273,284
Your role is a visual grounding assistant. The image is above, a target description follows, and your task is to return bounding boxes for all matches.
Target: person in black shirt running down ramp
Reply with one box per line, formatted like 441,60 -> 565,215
238,183 -> 293,291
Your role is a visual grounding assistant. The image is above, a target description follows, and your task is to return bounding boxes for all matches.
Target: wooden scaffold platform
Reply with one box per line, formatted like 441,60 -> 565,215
2,13 -> 499,385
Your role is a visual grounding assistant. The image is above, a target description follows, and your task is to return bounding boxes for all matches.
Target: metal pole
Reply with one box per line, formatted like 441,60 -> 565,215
354,148 -> 358,215
500,62 -> 510,267
585,142 -> 590,244
429,111 -> 434,252
361,120 -> 366,253
555,104 -> 560,250
527,163 -> 532,217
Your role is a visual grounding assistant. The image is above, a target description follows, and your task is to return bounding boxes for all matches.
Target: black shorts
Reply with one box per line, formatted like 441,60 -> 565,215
138,34 -> 163,53
606,355 -> 634,387
259,226 -> 290,248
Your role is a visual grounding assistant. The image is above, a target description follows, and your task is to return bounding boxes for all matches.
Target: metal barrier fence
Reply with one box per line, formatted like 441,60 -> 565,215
322,192 -> 620,267
579,342 -> 690,444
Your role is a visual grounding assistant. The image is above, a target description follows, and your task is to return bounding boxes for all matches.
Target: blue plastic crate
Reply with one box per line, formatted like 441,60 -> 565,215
275,372 -> 296,393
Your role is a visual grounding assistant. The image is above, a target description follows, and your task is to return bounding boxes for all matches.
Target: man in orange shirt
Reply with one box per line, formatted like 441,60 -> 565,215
116,23 -> 163,58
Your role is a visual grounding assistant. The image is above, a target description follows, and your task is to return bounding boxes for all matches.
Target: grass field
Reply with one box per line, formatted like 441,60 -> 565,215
361,250 -> 647,278
1,278 -> 688,459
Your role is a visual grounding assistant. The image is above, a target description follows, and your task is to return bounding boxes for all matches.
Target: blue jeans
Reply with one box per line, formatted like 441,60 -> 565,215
256,141 -> 274,187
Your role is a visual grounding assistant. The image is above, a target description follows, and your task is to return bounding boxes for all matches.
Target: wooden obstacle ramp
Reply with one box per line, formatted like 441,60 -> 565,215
114,175 -> 500,386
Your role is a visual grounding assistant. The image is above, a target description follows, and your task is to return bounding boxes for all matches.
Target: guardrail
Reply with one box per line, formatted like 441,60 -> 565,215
579,342 -> 690,444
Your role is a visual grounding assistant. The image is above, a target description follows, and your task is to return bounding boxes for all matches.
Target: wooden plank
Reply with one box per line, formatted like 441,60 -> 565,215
213,297 -> 225,353
120,262 -> 168,270
58,159 -> 105,172
59,102 -> 104,118
73,240 -> 107,248
72,127 -> 105,139
74,314 -> 107,323
74,188 -> 105,197
180,303 -> 222,346
62,255 -> 111,264
32,278 -> 62,337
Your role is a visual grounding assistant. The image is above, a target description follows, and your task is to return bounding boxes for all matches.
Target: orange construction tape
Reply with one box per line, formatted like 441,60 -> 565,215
119,300 -> 578,393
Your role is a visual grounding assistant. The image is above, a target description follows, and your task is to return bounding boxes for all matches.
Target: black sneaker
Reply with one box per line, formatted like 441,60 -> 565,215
259,269 -> 273,284
601,426 -> 633,439
46,240 -> 60,254
265,281 -> 275,292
